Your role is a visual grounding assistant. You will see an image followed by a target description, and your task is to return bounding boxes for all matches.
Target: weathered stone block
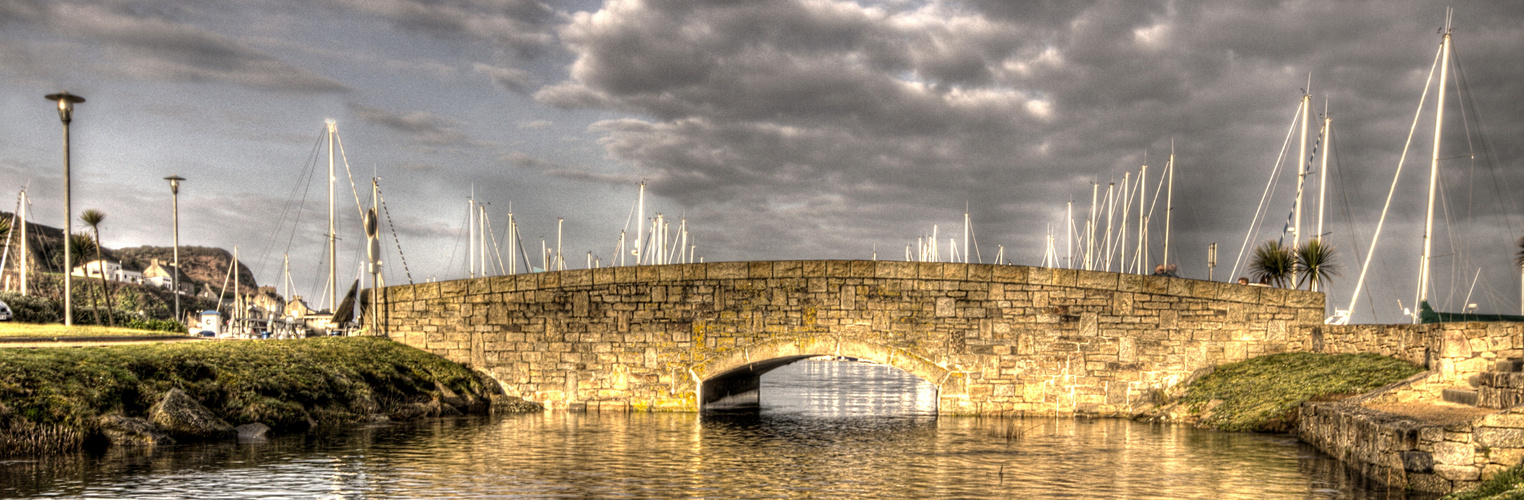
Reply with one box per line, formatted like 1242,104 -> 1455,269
1431,441 -> 1475,465
992,265 -> 1027,284
1401,451 -> 1434,473
1476,427 -> 1524,448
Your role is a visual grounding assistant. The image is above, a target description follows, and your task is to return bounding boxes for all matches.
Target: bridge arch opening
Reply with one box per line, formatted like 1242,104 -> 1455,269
695,339 -> 948,414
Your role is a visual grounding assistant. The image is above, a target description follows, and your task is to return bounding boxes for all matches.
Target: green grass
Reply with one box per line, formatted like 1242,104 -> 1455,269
1446,463 -> 1524,499
1177,352 -> 1424,432
0,337 -> 499,454
0,324 -> 176,338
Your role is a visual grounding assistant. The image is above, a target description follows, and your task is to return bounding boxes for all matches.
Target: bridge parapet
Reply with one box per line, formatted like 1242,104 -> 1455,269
382,261 -> 1324,415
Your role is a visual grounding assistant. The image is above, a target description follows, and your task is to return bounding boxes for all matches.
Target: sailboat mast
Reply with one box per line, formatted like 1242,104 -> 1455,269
1417,19 -> 1452,314
1295,82 -> 1310,247
233,246 -> 240,331
963,206 -> 970,264
327,119 -> 337,311
635,182 -> 645,266
1163,148 -> 1175,267
1317,102 -> 1330,244
468,194 -> 475,279
1065,201 -> 1072,269
1137,164 -> 1147,273
508,212 -> 516,275
19,190 -> 26,296
1086,183 -> 1098,270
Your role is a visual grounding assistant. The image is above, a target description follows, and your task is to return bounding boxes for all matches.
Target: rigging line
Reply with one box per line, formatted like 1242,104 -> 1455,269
512,222 -> 534,273
485,213 -> 507,275
616,194 -> 638,261
1436,171 -> 1460,309
333,133 -> 371,232
255,127 -> 325,285
375,183 -> 414,284
1347,42 -> 1444,319
1451,42 -> 1521,235
446,199 -> 468,280
1330,127 -> 1381,321
1229,103 -> 1303,279
281,134 -> 326,299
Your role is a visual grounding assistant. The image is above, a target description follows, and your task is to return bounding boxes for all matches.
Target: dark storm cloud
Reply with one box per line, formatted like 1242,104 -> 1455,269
536,0 -> 1524,321
349,103 -> 473,149
324,0 -> 559,60
4,1 -> 348,92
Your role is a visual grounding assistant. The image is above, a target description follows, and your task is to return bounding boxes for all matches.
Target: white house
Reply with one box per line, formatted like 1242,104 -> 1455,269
72,259 -> 145,285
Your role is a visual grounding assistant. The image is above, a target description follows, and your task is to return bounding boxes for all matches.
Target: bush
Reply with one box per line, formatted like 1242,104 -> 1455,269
122,317 -> 186,333
0,292 -> 62,323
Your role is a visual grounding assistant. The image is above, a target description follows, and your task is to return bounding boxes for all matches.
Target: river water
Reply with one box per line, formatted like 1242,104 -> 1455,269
1,358 -> 1428,499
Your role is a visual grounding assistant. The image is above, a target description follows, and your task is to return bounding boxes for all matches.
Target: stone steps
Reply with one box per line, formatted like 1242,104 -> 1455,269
1443,388 -> 1480,406
1447,358 -> 1524,409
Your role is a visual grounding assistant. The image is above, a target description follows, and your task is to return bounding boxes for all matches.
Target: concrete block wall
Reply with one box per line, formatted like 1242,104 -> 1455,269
380,261 -> 1324,415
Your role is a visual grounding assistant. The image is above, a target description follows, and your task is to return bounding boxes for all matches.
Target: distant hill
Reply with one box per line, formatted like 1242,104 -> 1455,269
114,246 -> 259,295
0,211 -> 258,296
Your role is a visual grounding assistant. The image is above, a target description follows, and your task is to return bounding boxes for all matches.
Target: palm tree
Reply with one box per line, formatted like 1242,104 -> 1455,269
1295,239 -> 1341,292
1250,240 -> 1295,288
1515,235 -> 1524,269
81,209 -> 114,326
66,232 -> 101,325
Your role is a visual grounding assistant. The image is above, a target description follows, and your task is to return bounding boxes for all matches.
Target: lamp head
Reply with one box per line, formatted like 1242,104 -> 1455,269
164,174 -> 185,195
44,92 -> 86,124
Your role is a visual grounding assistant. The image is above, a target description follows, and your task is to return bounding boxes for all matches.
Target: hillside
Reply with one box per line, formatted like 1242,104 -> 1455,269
0,212 -> 258,295
113,246 -> 258,295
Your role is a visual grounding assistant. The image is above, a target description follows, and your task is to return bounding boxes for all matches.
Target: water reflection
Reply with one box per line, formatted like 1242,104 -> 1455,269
0,358 -> 1434,499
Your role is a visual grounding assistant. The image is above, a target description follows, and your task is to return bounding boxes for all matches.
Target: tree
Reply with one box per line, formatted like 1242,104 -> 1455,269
1250,240 -> 1295,288
81,209 -> 114,327
66,232 -> 101,325
1295,238 -> 1341,292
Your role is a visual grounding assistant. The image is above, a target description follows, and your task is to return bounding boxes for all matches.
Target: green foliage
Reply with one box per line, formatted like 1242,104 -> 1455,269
1250,240 -> 1296,288
1295,238 -> 1341,291
1178,352 -> 1423,432
121,317 -> 185,333
1445,463 -> 1524,499
0,338 -> 494,454
0,292 -> 63,323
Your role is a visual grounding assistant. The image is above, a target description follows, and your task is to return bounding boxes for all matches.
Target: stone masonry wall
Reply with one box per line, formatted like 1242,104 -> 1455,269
1298,321 -> 1524,493
380,261 -> 1324,415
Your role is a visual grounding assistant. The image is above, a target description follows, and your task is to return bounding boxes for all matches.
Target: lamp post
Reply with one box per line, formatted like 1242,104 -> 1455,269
45,91 -> 84,326
164,175 -> 185,325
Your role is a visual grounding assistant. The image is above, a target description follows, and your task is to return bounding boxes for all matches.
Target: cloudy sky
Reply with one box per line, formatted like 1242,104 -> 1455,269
3,0 -> 1523,323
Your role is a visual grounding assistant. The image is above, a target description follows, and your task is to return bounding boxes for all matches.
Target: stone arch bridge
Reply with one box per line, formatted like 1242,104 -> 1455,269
380,261 -> 1324,415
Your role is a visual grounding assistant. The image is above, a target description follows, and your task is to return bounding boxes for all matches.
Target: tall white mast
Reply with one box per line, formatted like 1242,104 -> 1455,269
1317,101 -> 1330,244
556,217 -> 564,271
1118,173 -> 1130,272
508,211 -> 517,275
1163,145 -> 1175,267
1102,183 -> 1116,271
467,194 -> 475,278
1417,14 -> 1452,317
283,253 -> 290,300
1295,78 -> 1311,247
1137,164 -> 1147,273
635,182 -> 645,266
1086,183 -> 1098,270
18,190 -> 26,296
1065,201 -> 1073,269
962,205 -> 970,264
233,246 -> 240,331
327,119 -> 337,311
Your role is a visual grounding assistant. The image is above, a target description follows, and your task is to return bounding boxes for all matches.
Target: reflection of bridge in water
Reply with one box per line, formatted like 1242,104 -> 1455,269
379,260 -> 1323,415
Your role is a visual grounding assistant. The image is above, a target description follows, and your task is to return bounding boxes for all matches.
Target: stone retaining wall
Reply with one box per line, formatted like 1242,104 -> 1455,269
380,261 -> 1325,414
1298,321 -> 1524,493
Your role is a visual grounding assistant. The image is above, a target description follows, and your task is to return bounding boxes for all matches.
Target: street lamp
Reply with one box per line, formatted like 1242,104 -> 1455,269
46,91 -> 85,326
164,175 -> 185,325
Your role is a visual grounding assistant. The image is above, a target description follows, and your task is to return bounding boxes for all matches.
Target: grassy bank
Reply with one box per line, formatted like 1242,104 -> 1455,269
0,337 -> 522,455
1166,352 -> 1424,432
0,324 -> 177,338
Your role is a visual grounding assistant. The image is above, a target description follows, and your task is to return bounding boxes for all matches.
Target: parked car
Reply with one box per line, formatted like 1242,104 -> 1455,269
0,301 -> 11,321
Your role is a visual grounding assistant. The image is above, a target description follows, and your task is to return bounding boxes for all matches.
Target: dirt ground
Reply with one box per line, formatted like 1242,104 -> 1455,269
1364,401 -> 1497,426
